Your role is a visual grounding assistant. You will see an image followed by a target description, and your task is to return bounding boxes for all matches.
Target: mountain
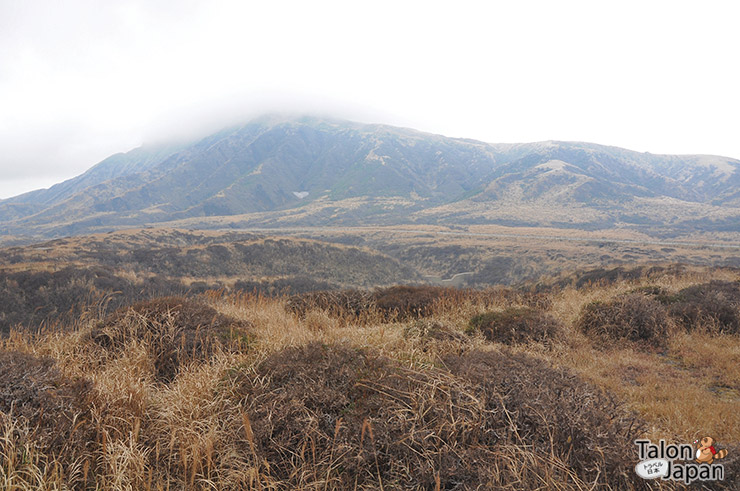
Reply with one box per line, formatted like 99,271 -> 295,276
2,115 -> 739,242
0,141 -> 189,227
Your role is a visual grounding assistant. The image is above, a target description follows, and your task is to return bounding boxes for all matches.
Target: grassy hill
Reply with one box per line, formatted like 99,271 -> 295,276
1,265 -> 739,489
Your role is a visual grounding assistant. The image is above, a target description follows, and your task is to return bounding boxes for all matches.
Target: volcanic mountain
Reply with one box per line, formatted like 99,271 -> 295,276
2,115 -> 739,242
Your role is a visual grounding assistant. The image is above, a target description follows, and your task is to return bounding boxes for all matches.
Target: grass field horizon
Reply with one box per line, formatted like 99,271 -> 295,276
1,233 -> 739,488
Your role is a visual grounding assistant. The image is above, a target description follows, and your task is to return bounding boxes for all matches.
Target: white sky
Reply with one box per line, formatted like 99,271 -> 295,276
1,0 -> 739,199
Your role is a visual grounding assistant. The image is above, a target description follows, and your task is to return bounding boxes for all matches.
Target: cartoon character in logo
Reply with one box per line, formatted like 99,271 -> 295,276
694,437 -> 728,464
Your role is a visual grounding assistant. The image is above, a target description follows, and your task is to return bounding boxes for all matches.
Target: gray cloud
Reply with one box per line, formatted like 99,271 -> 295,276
1,1 -> 738,200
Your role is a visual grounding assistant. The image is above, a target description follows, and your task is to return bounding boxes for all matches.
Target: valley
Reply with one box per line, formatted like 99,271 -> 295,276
3,223 -> 740,336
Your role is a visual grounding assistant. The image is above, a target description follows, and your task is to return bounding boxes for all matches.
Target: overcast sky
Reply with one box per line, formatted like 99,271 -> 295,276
1,1 -> 739,199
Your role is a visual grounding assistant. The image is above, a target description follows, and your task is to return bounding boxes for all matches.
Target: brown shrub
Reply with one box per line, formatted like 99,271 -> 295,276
467,307 -> 562,345
629,285 -> 680,305
286,289 -> 374,319
232,343 -> 449,488
443,349 -> 646,489
573,266 -> 647,288
228,343 -> 647,489
288,286 -> 459,322
371,285 -> 452,320
0,350 -> 96,484
577,294 -> 673,349
89,297 -> 251,382
233,275 -> 336,296
0,266 -> 196,335
719,442 -> 740,489
482,286 -> 554,310
669,280 -> 740,334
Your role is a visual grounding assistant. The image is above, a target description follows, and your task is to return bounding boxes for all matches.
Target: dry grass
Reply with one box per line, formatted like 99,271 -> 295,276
1,265 -> 739,489
0,351 -> 96,489
576,294 -> 674,350
225,342 -> 644,489
87,297 -> 252,382
467,307 -> 563,345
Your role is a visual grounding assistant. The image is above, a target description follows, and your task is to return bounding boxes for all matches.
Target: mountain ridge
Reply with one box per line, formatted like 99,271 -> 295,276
2,115 -> 739,242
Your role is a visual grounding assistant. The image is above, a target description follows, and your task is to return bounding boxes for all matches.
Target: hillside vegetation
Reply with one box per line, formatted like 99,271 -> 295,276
1,265 -> 738,489
0,229 -> 420,334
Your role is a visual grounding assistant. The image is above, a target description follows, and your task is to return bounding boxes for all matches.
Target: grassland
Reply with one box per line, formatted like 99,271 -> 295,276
243,224 -> 740,285
0,229 -> 421,334
1,262 -> 738,489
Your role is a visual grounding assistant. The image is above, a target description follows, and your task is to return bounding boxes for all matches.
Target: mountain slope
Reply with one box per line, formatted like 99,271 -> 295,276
1,116 -> 739,241
0,141 -> 185,208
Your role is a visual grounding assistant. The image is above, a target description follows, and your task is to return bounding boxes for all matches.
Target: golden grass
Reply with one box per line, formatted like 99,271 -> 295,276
547,271 -> 740,446
2,266 -> 738,489
556,342 -> 740,443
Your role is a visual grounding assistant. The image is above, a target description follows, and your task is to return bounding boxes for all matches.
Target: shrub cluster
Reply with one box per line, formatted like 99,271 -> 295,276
444,349 -> 645,488
467,306 -> 562,345
287,285 -> 455,321
372,285 -> 452,319
569,265 -> 676,289
288,285 -> 558,325
403,319 -> 467,343
0,350 -> 96,485
286,289 -> 374,319
579,281 -> 740,346
628,285 -> 680,305
577,294 -> 673,349
234,275 -> 336,296
489,286 -> 554,310
0,266 -> 203,335
670,280 -> 740,334
89,297 -> 251,382
228,343 -> 645,489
